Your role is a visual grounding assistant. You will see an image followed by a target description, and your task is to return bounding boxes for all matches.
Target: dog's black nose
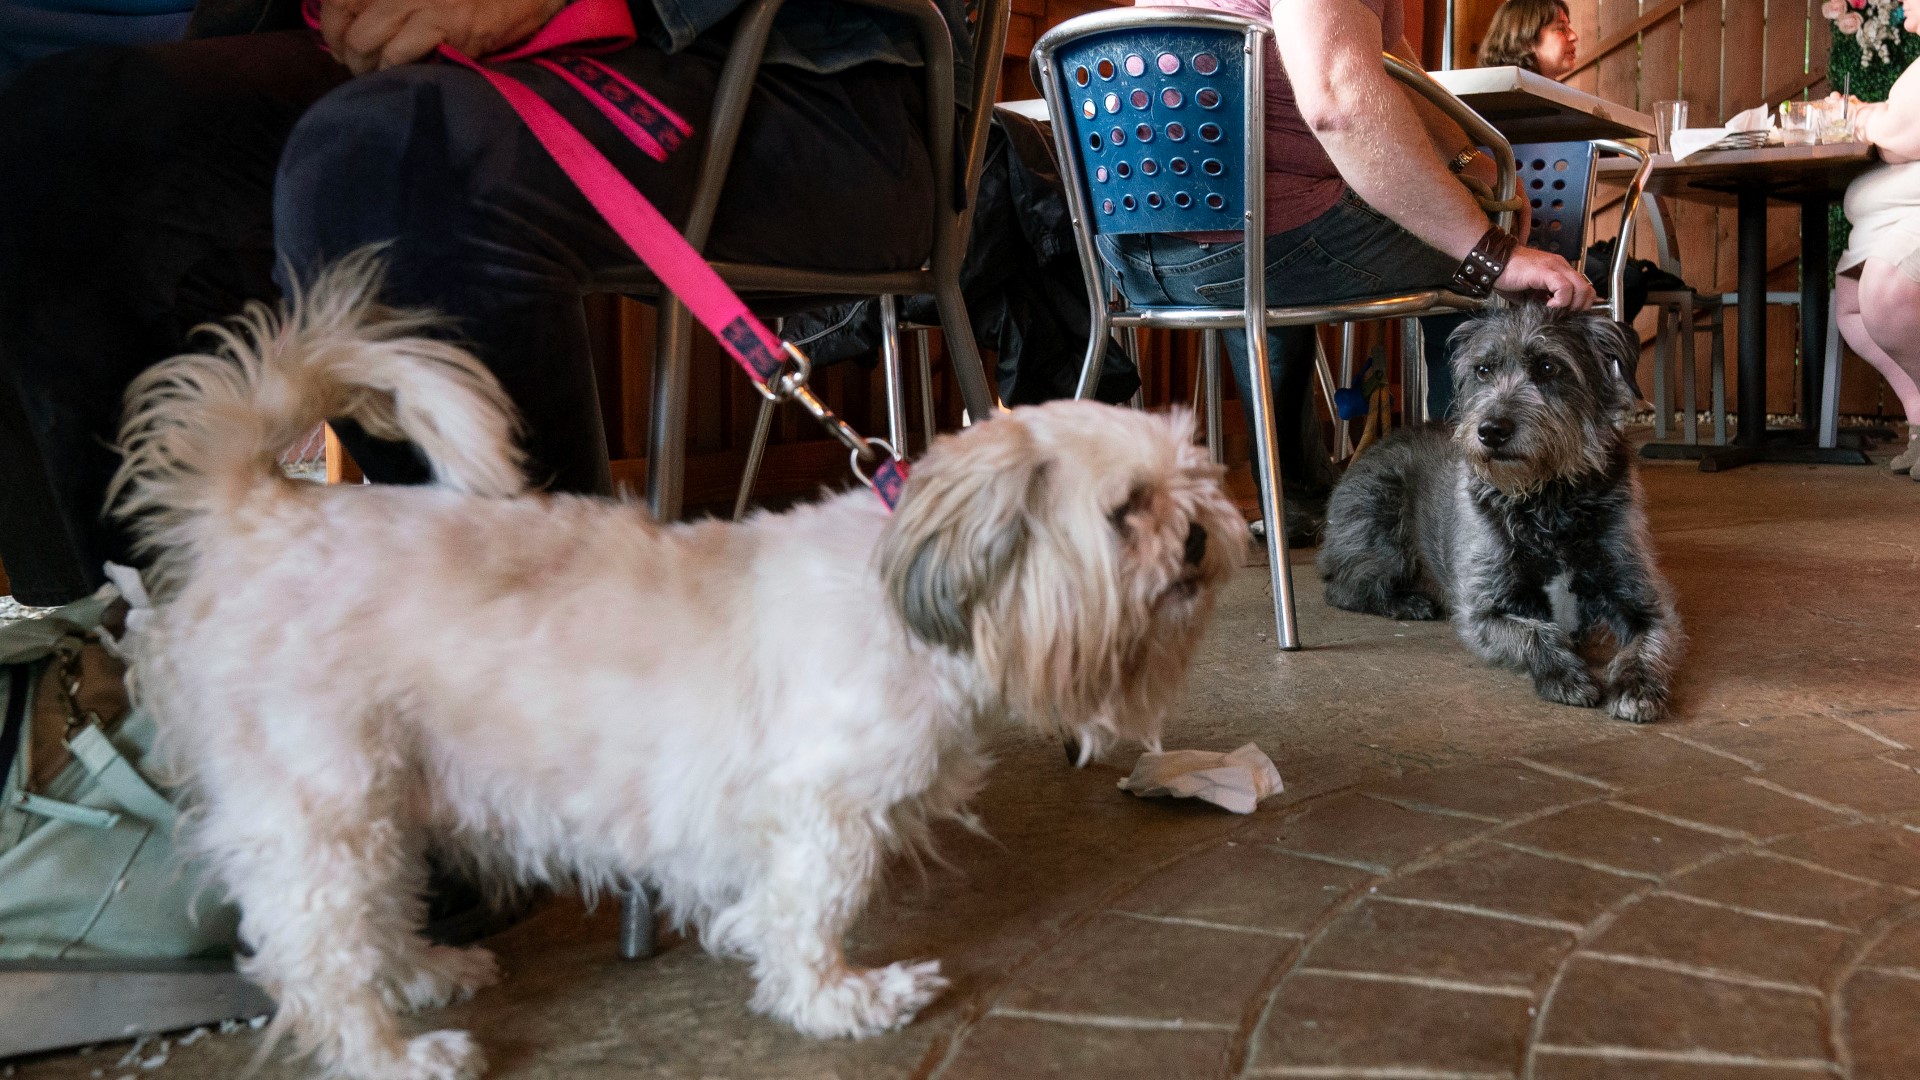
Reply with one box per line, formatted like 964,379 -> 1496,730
1184,522 -> 1208,565
1478,418 -> 1515,449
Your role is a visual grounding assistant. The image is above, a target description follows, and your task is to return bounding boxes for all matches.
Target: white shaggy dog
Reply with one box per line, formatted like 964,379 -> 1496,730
106,257 -> 1246,1080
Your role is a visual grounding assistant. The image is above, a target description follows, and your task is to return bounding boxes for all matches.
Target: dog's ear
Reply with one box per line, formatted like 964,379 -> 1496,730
877,416 -> 1048,652
1582,314 -> 1643,413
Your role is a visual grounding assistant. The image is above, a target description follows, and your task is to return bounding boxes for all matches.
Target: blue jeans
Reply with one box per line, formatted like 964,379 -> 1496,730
1097,189 -> 1457,505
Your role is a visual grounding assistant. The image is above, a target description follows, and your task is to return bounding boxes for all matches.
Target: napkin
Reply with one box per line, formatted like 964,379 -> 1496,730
1117,742 -> 1283,814
1669,104 -> 1773,161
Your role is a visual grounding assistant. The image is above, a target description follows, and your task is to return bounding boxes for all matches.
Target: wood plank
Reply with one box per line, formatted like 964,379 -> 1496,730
1722,0 -> 1767,119
1763,0 -> 1810,108
1560,0 -> 1693,79
1641,7 -> 1682,112
1597,0 -> 1642,108
1678,0 -> 1723,123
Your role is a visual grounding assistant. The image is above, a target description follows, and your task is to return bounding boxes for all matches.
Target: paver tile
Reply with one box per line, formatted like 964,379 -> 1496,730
1666,851 -> 1915,929
1832,710 -> 1920,751
994,911 -> 1290,1024
941,1016 -> 1233,1080
1843,969 -> 1920,1080
1858,914 -> 1920,968
1673,716 -> 1896,767
1498,802 -> 1734,877
1768,823 -> 1920,890
1358,761 -> 1601,821
1302,896 -> 1576,992
1252,970 -> 1531,1075
1379,843 -> 1644,927
1583,893 -> 1856,989
1523,735 -> 1747,789
1107,844 -> 1368,935
1613,778 -> 1852,840
1539,955 -> 1827,1060
1754,757 -> 1920,816
1265,792 -> 1486,874
1530,1055 -> 1836,1079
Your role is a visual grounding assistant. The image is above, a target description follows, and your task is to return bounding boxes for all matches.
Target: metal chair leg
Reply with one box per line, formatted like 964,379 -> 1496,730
930,272 -> 997,422
1074,306 -> 1113,401
1652,304 -> 1672,440
1312,332 -> 1339,433
733,397 -> 777,521
879,296 -> 909,453
1125,326 -> 1146,409
1400,318 -> 1425,427
1202,329 -> 1223,465
619,887 -> 655,960
647,297 -> 695,523
1244,325 -> 1299,651
1709,305 -> 1728,446
1820,287 -> 1843,449
915,328 -> 936,451
1679,294 -> 1698,445
1337,322 -> 1356,460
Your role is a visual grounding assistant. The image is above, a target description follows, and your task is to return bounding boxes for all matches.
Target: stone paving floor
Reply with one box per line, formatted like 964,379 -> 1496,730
9,443 -> 1920,1080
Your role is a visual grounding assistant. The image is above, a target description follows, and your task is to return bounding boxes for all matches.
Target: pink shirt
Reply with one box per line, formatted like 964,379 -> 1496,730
1138,0 -> 1401,234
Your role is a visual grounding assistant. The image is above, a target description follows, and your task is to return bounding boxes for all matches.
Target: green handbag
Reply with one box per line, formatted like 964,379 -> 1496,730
0,590 -> 239,963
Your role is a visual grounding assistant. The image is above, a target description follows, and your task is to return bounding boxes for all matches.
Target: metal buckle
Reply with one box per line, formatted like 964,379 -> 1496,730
849,438 -> 897,489
754,342 -> 814,404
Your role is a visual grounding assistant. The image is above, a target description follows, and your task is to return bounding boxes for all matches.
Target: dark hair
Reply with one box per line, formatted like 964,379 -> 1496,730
1479,0 -> 1571,72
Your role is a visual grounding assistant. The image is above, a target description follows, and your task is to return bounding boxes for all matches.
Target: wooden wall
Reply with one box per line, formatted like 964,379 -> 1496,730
1563,0 -> 1902,418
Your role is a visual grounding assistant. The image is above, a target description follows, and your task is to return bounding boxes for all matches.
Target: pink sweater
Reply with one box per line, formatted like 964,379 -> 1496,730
1136,0 -> 1401,234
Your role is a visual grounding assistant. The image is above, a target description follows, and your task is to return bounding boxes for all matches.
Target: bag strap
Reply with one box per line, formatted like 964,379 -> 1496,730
300,0 -> 911,509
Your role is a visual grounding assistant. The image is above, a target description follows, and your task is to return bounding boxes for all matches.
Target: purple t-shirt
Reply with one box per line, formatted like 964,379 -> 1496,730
1137,0 -> 1401,235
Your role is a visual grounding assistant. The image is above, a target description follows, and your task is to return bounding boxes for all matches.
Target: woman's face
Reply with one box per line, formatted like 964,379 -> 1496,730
1534,9 -> 1579,79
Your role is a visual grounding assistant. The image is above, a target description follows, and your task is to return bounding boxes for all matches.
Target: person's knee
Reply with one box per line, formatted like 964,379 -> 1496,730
1857,262 -> 1920,350
274,65 -> 506,275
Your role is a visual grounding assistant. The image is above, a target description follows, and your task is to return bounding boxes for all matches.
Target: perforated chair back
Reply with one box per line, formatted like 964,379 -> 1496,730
1514,140 -> 1598,266
1046,25 -> 1252,235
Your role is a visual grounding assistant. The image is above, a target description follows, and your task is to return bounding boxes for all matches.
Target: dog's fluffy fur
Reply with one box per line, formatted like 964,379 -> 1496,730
106,255 -> 1245,1080
1318,305 -> 1682,723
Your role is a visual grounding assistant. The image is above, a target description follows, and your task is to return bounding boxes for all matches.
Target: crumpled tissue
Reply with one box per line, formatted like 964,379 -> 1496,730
1670,104 -> 1774,161
1117,743 -> 1283,814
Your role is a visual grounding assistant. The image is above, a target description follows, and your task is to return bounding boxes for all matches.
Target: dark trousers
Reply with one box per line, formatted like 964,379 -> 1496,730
0,29 -> 934,605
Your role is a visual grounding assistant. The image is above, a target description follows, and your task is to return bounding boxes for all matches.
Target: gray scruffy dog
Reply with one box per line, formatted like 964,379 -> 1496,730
1318,304 -> 1681,723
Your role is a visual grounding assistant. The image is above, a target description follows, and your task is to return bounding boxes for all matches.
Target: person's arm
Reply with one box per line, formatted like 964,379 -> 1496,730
1854,62 -> 1920,163
1271,0 -> 1589,305
319,0 -> 566,74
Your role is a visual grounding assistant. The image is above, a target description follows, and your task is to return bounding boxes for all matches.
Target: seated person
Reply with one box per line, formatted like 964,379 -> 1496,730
1109,0 -> 1592,541
1839,11 -> 1920,477
0,0 -> 963,606
1478,0 -> 1578,78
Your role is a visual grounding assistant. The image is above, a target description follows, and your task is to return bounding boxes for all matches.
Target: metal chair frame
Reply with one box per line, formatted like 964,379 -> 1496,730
598,0 -> 1011,523
1035,9 -> 1523,651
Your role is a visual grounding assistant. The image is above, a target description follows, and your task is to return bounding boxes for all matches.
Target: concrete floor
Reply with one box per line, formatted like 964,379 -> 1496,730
12,440 -> 1920,1079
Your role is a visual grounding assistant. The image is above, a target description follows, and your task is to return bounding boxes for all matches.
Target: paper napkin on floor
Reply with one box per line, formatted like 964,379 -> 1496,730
1118,743 -> 1283,814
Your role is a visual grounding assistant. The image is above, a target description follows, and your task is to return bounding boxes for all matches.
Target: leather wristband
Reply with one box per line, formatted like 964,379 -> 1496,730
1450,227 -> 1519,299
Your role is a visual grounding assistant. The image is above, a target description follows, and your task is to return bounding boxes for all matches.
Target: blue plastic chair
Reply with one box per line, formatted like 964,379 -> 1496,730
1032,9 -> 1520,650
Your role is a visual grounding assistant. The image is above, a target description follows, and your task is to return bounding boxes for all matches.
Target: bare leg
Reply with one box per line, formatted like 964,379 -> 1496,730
1838,269 -> 1920,433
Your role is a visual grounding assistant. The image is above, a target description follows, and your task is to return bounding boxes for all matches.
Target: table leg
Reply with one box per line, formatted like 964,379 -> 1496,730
1641,187 -> 1869,468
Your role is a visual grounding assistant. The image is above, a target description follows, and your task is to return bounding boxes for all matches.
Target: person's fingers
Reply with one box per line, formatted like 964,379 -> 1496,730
341,0 -> 414,70
1545,267 -> 1575,308
378,8 -> 447,67
318,0 -> 359,57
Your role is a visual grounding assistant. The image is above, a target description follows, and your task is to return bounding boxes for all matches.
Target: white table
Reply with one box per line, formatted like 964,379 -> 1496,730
1424,66 -> 1655,143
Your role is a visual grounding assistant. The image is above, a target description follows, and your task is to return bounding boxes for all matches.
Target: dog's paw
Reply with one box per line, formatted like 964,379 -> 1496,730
782,960 -> 949,1039
1606,689 -> 1668,724
398,1030 -> 486,1080
1389,594 -> 1444,621
391,946 -> 502,1013
1534,668 -> 1602,708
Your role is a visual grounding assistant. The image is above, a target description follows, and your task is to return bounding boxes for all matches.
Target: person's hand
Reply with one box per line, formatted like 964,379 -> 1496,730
1493,246 -> 1595,309
320,0 -> 566,74
1852,101 -> 1888,145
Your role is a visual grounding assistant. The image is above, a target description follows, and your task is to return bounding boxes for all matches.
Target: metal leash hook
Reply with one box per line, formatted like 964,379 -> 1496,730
755,339 -> 911,509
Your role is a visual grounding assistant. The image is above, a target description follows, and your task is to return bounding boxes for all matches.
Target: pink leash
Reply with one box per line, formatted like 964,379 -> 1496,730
302,0 -> 909,508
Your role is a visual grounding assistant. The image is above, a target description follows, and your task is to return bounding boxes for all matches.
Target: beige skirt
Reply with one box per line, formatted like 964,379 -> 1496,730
1839,159 -> 1920,281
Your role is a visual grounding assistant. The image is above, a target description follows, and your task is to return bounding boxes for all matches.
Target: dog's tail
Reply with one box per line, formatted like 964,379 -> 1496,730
108,249 -> 527,598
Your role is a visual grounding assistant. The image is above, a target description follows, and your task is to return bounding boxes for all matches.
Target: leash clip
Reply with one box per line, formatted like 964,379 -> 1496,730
756,342 -> 814,404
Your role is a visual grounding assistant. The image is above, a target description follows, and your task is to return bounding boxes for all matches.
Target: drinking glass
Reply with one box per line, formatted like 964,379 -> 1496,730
1780,100 -> 1816,145
1813,95 -> 1853,143
1652,100 -> 1688,154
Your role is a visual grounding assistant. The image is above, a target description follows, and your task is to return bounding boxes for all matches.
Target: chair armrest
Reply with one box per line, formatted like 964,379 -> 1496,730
1381,53 -> 1518,238
1592,138 -> 1651,324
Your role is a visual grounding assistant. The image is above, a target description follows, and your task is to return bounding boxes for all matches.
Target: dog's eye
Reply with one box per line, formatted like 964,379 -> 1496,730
1109,504 -> 1131,534
1533,359 -> 1557,379
1473,364 -> 1492,381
